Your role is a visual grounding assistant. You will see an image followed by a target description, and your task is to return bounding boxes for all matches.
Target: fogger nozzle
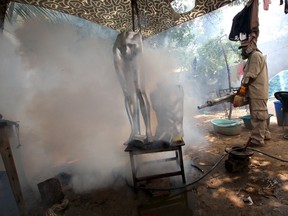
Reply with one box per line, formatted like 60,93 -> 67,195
197,92 -> 235,110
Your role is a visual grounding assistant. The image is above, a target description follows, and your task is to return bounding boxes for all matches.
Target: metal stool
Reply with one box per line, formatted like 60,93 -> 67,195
274,91 -> 288,139
124,140 -> 186,189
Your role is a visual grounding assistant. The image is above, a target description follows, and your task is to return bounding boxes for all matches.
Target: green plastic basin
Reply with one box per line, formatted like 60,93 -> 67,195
211,119 -> 242,136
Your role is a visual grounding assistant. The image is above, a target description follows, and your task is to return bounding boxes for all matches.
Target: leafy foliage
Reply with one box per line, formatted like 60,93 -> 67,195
193,37 -> 240,88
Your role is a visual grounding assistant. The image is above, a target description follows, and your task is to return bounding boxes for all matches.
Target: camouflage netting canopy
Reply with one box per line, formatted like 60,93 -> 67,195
11,0 -> 234,38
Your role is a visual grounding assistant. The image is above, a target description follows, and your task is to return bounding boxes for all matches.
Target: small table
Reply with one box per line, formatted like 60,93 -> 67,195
125,140 -> 186,187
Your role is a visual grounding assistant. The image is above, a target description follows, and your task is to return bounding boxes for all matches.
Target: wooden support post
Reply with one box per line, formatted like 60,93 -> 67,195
0,122 -> 26,215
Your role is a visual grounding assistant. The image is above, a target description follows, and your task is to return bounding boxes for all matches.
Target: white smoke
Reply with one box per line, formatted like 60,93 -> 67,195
1,21 -> 131,193
0,19 -> 205,197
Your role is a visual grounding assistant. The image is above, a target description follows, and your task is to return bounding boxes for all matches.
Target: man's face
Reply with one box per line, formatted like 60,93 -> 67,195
241,46 -> 249,60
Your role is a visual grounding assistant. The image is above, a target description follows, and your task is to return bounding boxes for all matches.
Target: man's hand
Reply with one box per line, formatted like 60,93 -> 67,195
233,95 -> 249,107
237,85 -> 247,96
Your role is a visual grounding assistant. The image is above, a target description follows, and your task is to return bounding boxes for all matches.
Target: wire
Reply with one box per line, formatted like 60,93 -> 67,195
247,147 -> 288,162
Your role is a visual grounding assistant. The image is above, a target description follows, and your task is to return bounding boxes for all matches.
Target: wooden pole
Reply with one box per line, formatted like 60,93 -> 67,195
219,35 -> 233,120
0,121 -> 27,215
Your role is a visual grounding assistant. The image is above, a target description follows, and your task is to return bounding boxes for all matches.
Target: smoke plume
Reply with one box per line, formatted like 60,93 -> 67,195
0,19 -> 204,197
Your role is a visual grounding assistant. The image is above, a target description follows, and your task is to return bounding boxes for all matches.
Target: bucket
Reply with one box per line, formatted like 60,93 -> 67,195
239,114 -> 273,130
274,100 -> 288,126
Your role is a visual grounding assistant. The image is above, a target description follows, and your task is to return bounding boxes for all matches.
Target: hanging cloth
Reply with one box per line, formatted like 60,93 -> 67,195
228,4 -> 253,41
263,0 -> 271,10
0,0 -> 11,32
249,0 -> 259,39
280,0 -> 288,14
229,0 -> 259,42
244,0 -> 259,52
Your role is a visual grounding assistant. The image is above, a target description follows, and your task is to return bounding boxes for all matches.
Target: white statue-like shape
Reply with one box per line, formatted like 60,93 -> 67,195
113,31 -> 152,143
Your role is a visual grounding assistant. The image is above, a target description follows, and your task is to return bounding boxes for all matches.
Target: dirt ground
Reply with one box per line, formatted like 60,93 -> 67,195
28,102 -> 288,216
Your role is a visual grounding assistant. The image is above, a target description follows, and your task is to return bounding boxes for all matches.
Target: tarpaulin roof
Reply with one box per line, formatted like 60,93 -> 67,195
12,0 -> 234,38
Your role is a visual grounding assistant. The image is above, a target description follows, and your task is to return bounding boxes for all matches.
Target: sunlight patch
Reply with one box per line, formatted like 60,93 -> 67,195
282,183 -> 288,191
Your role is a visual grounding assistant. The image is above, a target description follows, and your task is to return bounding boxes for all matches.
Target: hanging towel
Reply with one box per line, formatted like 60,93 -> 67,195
263,0 -> 271,10
229,0 -> 259,42
228,5 -> 252,41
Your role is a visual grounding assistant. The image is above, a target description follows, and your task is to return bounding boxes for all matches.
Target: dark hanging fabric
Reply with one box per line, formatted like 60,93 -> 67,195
247,0 -> 259,48
228,4 -> 253,41
0,0 -> 10,32
280,0 -> 288,14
